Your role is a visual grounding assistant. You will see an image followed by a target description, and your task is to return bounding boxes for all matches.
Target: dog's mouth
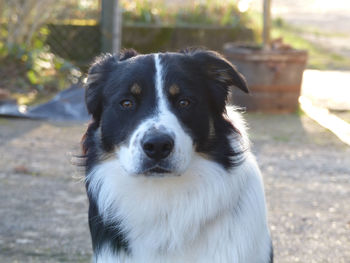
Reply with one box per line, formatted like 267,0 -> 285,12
137,158 -> 176,176
144,165 -> 172,175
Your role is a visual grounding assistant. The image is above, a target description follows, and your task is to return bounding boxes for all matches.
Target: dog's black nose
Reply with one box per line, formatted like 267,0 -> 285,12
142,133 -> 174,160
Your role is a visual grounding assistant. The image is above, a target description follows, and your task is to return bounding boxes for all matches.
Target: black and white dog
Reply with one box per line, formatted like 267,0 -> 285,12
82,49 -> 273,263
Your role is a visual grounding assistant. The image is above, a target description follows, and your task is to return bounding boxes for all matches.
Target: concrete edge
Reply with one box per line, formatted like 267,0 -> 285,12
299,96 -> 350,146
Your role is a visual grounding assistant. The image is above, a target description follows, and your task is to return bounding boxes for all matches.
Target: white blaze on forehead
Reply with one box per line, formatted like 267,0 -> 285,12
154,53 -> 168,115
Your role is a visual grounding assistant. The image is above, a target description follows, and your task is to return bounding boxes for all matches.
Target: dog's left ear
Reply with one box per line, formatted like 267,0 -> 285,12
183,49 -> 248,110
188,49 -> 248,92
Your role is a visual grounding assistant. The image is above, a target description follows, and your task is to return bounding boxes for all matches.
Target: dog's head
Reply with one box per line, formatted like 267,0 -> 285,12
83,49 -> 248,176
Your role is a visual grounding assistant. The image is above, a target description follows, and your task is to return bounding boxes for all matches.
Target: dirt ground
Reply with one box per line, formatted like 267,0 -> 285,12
0,114 -> 349,263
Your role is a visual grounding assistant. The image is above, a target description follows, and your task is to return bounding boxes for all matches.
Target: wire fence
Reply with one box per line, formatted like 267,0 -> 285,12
46,23 -> 101,67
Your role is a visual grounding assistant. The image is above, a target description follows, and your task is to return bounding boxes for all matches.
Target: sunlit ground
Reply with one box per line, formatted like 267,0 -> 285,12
302,70 -> 350,110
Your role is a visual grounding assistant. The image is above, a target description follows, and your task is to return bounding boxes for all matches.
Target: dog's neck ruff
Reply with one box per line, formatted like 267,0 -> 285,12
88,153 -> 271,263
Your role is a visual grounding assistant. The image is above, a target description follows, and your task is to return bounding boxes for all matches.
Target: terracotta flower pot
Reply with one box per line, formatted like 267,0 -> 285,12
223,43 -> 308,112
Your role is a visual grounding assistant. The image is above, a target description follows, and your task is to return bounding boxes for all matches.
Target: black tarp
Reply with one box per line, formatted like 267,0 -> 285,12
0,85 -> 90,121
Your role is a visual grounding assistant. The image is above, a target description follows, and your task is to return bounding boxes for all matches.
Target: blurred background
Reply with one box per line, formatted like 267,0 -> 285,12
1,0 -> 350,116
0,0 -> 349,262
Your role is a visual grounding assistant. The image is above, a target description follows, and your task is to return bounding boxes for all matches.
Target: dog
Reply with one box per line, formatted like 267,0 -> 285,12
82,48 -> 273,263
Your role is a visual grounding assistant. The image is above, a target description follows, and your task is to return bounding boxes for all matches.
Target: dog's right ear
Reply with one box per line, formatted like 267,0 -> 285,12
85,53 -> 116,121
85,49 -> 138,121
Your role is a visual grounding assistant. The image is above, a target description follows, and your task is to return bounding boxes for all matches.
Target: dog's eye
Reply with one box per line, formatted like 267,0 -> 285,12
120,100 -> 134,109
178,99 -> 191,108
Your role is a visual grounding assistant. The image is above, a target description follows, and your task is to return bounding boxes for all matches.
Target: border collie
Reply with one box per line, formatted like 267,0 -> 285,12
82,49 -> 273,263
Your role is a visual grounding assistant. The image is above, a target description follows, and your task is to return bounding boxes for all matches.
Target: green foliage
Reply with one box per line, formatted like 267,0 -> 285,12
121,0 -> 252,27
0,0 -> 84,104
0,28 -> 81,98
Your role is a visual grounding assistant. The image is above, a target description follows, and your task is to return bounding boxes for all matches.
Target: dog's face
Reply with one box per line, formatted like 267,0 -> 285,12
84,49 -> 248,176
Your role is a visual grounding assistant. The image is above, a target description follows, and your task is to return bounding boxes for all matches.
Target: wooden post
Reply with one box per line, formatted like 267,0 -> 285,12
101,0 -> 122,54
263,0 -> 271,49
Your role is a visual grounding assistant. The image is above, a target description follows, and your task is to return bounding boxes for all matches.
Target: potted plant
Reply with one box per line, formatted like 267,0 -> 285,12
223,0 -> 308,112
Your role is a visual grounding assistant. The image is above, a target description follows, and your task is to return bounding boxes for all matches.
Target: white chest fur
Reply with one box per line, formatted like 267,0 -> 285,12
88,153 -> 271,263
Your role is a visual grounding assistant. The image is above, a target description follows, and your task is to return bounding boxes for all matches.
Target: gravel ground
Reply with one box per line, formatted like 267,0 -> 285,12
0,114 -> 349,262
